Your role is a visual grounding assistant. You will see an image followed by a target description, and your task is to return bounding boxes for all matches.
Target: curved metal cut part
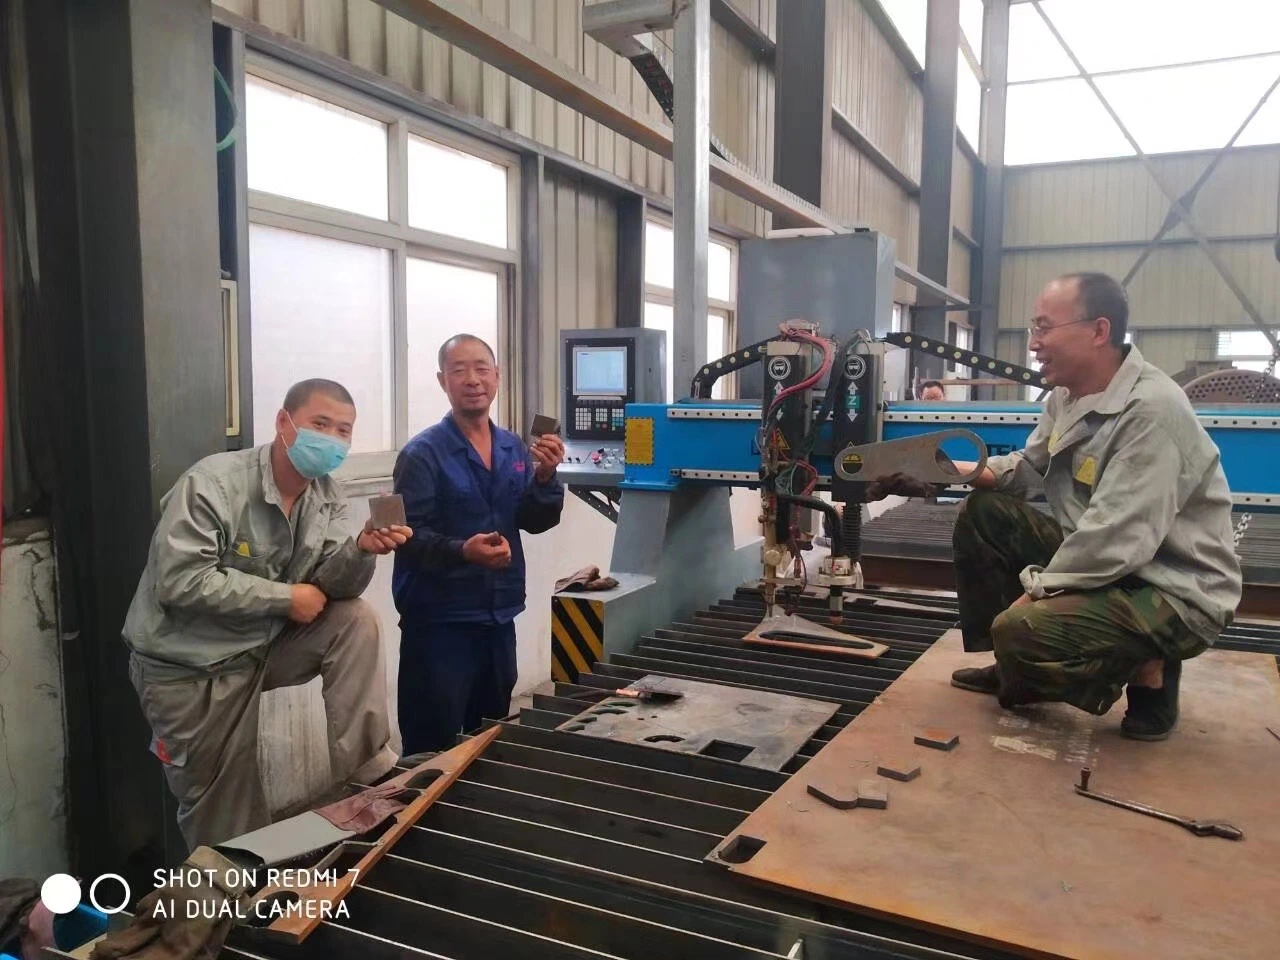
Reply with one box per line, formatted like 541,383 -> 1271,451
746,612 -> 888,660
833,429 -> 987,485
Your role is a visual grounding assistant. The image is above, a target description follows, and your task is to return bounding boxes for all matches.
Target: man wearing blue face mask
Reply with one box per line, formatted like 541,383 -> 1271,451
122,378 -> 413,849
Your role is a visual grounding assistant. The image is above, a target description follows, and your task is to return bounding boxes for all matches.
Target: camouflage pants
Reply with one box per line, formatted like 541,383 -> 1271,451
953,491 -> 1206,715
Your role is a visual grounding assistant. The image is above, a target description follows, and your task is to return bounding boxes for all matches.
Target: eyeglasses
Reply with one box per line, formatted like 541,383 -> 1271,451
1027,317 -> 1095,338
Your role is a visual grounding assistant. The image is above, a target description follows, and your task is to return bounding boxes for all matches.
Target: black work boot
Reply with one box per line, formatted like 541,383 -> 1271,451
1121,658 -> 1181,741
951,663 -> 1000,695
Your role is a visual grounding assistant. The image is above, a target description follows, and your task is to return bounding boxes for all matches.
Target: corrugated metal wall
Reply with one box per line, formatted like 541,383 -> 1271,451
217,0 -> 774,234
220,0 -> 955,334
827,0 -> 923,302
949,144 -> 976,303
999,144 -> 1280,392
538,169 -> 618,412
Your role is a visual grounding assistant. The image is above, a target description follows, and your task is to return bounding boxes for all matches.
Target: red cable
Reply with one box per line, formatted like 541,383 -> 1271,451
765,325 -> 833,416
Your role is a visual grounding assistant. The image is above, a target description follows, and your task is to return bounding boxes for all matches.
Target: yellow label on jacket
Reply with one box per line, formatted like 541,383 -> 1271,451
235,540 -> 253,558
1074,455 -> 1097,487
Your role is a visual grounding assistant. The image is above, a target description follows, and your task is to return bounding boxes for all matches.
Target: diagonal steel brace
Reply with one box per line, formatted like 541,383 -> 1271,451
1031,0 -> 1280,356
1123,72 -> 1280,288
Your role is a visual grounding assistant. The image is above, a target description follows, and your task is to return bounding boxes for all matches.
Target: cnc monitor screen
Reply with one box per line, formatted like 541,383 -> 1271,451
573,345 -> 628,396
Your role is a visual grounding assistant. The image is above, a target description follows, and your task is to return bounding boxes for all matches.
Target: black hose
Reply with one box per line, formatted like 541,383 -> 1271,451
777,493 -> 843,557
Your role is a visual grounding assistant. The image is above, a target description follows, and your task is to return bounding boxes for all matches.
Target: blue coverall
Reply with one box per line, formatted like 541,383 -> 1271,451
392,414 -> 564,753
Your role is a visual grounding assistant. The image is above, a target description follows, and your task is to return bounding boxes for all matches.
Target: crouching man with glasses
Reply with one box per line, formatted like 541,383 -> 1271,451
947,272 -> 1240,740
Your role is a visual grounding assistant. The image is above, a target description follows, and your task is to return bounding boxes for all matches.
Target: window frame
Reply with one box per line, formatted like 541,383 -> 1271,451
243,56 -> 521,480
640,213 -> 739,401
1216,328 -> 1280,372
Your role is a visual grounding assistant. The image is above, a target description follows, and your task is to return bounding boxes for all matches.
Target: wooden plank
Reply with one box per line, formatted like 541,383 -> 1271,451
710,632 -> 1280,960
264,726 -> 500,943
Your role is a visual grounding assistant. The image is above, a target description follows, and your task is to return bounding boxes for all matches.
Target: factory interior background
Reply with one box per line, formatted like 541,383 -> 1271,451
1,0 -> 1279,940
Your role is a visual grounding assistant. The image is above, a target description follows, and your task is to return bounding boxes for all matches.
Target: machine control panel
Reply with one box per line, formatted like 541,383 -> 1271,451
571,400 -> 627,435
561,329 -> 666,438
564,441 -> 625,467
559,441 -> 627,486
559,328 -> 665,488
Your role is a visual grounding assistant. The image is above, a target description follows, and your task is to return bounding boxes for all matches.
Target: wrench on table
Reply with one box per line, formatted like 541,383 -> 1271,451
1074,768 -> 1243,841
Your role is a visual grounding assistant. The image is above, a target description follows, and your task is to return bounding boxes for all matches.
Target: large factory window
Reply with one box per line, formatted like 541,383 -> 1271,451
246,76 -> 389,220
641,219 -> 737,401
405,259 -> 501,434
242,61 -> 518,476
248,226 -> 394,453
1005,0 -> 1280,164
1217,329 -> 1280,373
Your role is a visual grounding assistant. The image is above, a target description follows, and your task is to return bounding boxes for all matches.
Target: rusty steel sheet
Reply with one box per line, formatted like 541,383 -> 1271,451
707,632 -> 1280,959
557,675 -> 840,771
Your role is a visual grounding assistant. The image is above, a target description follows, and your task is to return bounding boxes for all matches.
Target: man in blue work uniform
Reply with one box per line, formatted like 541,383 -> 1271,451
393,334 -> 565,753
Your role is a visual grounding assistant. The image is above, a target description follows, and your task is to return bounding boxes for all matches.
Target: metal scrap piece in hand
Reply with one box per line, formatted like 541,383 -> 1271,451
834,429 -> 987,486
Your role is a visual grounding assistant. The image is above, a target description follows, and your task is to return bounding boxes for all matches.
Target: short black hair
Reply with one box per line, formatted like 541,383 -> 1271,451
1062,272 -> 1128,347
919,379 -> 944,396
438,334 -> 497,372
282,378 -> 354,414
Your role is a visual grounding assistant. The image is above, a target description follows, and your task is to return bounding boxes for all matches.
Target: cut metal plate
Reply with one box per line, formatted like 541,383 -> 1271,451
833,429 -> 986,485
745,612 -> 889,659
556,675 -> 839,771
708,634 -> 1280,960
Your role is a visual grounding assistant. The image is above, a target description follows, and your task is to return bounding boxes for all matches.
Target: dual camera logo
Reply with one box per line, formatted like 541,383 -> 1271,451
40,872 -> 131,916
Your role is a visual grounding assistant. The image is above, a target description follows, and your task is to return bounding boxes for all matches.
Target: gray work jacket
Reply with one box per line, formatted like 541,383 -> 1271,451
986,345 -> 1241,640
123,445 -> 375,669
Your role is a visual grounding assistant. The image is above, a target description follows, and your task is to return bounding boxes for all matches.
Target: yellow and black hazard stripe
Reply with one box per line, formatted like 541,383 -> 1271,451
550,596 -> 604,683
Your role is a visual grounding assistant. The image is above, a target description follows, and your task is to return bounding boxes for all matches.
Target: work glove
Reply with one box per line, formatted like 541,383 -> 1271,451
314,778 -> 409,834
864,472 -> 940,501
91,847 -> 250,960
555,565 -> 620,593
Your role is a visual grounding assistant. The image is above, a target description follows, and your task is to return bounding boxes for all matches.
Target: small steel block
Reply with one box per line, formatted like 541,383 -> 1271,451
876,761 -> 921,782
914,729 -> 959,751
856,779 -> 889,809
806,780 -> 859,810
